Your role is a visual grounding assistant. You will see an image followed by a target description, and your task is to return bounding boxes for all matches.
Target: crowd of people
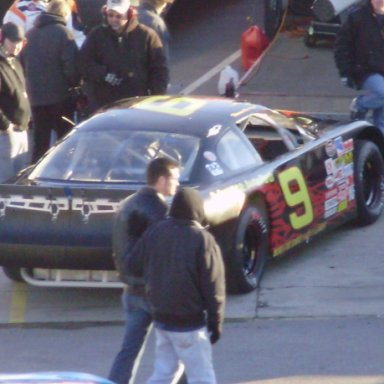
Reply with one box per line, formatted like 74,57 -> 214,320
0,1 -> 227,383
0,0 -> 171,182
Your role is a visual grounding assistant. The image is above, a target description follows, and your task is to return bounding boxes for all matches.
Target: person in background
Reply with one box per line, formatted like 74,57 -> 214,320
129,187 -> 226,384
3,0 -> 86,47
109,157 -> 180,384
334,0 -> 384,133
79,0 -> 169,114
137,0 -> 173,67
0,22 -> 31,182
3,0 -> 46,32
21,0 -> 80,163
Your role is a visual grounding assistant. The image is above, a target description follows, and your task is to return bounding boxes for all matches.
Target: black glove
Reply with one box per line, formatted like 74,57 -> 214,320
340,76 -> 356,89
207,321 -> 221,345
104,73 -> 122,86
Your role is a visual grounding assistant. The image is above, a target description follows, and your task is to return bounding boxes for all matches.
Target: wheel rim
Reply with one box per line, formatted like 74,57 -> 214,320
363,159 -> 381,207
242,222 -> 262,286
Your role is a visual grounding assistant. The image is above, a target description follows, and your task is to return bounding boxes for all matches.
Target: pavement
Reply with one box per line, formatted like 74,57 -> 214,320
234,17 -> 357,116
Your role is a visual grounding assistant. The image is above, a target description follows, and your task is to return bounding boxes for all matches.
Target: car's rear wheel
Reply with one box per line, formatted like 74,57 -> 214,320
354,139 -> 384,226
2,267 -> 24,282
229,205 -> 269,293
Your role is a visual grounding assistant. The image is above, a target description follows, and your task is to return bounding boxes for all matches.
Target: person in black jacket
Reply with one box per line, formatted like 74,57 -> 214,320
109,157 -> 180,384
21,0 -> 80,163
129,187 -> 226,384
334,0 -> 384,132
79,0 -> 169,114
0,22 -> 31,182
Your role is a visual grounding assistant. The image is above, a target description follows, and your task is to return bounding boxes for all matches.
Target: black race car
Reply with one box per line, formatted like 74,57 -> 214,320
0,96 -> 383,293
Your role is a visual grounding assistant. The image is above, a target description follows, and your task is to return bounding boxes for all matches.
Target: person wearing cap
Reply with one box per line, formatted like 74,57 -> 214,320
128,187 -> 226,384
137,0 -> 174,67
0,22 -> 31,182
79,0 -> 169,114
21,0 -> 81,163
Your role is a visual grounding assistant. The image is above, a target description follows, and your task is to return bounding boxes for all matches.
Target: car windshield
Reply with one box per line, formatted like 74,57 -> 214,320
29,130 -> 200,183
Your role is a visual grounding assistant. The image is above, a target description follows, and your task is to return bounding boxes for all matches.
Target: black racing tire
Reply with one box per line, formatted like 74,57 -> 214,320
229,205 -> 269,293
2,267 -> 25,282
354,140 -> 384,226
264,0 -> 284,40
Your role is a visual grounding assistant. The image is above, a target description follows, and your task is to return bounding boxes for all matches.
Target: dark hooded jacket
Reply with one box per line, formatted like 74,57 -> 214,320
334,1 -> 384,88
21,12 -> 80,106
128,187 -> 226,330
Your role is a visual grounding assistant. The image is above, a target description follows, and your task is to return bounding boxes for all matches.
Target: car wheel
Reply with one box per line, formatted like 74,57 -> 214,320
354,139 -> 384,226
2,267 -> 25,282
229,205 -> 269,293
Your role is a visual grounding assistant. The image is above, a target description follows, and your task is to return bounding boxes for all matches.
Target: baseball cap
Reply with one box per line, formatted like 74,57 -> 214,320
106,0 -> 131,14
1,22 -> 25,43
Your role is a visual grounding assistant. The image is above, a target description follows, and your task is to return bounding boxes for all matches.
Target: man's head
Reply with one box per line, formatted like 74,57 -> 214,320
47,0 -> 72,21
105,0 -> 131,31
1,22 -> 24,57
147,157 -> 180,197
372,0 -> 384,14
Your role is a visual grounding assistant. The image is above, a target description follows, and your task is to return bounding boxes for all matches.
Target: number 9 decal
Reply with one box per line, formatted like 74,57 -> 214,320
278,166 -> 314,229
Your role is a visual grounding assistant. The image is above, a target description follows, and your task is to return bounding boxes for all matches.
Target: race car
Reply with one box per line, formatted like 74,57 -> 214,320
0,95 -> 383,293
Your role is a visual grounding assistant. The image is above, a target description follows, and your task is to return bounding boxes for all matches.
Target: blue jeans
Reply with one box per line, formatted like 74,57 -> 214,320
108,291 -> 153,384
356,73 -> 384,134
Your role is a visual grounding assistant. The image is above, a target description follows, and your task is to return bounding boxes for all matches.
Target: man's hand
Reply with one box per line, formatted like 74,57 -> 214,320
105,73 -> 123,86
207,321 -> 221,345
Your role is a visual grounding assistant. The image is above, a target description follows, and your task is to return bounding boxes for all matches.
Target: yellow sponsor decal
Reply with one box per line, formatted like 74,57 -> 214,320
273,223 -> 326,257
133,96 -> 206,116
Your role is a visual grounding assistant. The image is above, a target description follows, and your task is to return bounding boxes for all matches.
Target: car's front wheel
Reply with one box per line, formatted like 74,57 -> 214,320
354,139 -> 384,226
229,205 -> 269,293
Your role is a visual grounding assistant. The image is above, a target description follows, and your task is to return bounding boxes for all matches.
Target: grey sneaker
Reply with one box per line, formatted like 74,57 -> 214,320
350,97 -> 367,120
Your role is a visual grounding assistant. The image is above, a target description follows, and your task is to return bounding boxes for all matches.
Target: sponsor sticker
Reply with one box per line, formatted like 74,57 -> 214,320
325,140 -> 337,158
205,162 -> 223,176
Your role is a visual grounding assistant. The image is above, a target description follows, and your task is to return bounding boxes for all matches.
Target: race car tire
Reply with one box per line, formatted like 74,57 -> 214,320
354,139 -> 384,226
229,205 -> 269,293
2,267 -> 24,282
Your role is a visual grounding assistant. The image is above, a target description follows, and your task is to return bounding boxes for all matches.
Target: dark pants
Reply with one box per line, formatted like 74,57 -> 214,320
31,99 -> 75,163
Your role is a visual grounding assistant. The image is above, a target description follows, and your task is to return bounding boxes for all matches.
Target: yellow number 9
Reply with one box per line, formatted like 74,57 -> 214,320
278,166 -> 314,229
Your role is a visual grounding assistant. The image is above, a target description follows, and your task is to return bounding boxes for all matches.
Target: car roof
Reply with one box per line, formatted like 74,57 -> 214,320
79,96 -> 267,137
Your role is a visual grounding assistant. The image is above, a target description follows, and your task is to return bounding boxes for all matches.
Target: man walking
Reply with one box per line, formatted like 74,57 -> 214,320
79,0 -> 169,114
109,157 -> 180,384
334,0 -> 384,133
0,22 -> 30,182
129,187 -> 226,384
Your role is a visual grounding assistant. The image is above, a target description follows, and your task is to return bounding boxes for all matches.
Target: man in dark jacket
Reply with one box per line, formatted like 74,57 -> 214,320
109,157 -> 180,384
79,0 -> 169,114
137,0 -> 173,67
129,187 -> 226,384
0,22 -> 31,182
334,0 -> 384,132
21,0 -> 80,163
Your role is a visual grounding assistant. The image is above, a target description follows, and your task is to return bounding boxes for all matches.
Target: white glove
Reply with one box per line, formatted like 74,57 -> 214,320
105,73 -> 122,86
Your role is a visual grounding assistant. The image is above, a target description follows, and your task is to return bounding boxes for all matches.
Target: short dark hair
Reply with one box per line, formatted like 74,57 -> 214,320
146,157 -> 179,185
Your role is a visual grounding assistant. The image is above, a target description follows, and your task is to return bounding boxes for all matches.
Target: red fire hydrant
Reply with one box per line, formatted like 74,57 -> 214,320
241,25 -> 269,70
